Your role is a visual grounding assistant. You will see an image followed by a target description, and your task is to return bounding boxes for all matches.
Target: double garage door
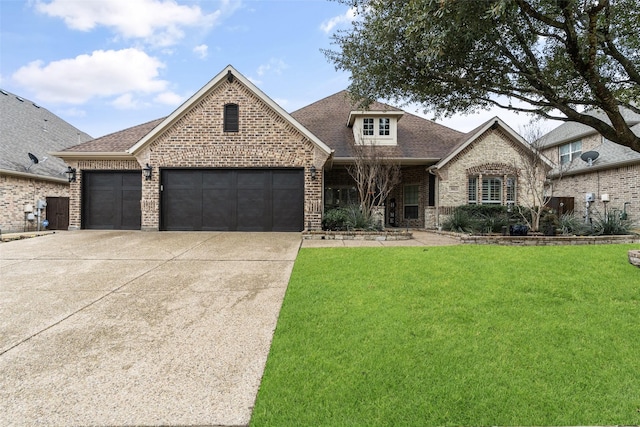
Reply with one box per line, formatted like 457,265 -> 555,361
83,169 -> 304,232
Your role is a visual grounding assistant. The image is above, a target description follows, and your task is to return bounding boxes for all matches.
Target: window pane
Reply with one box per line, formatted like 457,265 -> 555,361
363,118 -> 374,136
404,206 -> 419,219
506,177 -> 516,202
379,118 -> 390,136
404,184 -> 419,219
482,177 -> 502,204
468,177 -> 477,204
404,184 -> 419,204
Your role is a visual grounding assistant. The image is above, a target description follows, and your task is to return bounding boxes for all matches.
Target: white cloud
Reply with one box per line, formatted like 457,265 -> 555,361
256,59 -> 288,77
320,7 -> 357,34
111,93 -> 142,109
33,0 -> 238,47
12,48 -> 168,104
154,91 -> 185,106
193,44 -> 208,59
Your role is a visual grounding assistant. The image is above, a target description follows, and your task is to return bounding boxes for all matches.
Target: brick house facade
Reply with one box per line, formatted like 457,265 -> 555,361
55,66 -> 331,232
53,66 -> 560,232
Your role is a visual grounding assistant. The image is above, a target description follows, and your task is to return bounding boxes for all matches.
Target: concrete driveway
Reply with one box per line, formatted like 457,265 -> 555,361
0,231 -> 301,427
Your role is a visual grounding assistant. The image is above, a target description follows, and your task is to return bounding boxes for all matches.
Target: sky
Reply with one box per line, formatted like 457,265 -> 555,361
0,0 -> 555,139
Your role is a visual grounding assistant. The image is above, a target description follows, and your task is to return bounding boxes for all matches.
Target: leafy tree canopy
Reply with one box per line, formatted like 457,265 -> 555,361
325,0 -> 640,152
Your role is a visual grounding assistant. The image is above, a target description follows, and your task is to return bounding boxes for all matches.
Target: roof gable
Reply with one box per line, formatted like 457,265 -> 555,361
128,65 -> 332,156
435,117 -> 555,170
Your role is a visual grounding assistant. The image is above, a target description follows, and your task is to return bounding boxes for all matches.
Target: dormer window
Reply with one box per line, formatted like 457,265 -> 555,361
348,110 -> 404,146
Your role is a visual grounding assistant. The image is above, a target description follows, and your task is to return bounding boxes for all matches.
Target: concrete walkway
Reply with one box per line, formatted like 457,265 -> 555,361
0,231 -> 300,427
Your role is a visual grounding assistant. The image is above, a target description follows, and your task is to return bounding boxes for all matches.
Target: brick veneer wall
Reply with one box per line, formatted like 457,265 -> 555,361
0,174 -> 68,233
541,133 -> 639,227
67,78 -> 329,231
552,163 -> 640,227
435,128 -> 543,228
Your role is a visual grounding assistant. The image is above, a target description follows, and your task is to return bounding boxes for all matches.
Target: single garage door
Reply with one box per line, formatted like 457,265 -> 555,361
161,169 -> 304,231
82,171 -> 142,229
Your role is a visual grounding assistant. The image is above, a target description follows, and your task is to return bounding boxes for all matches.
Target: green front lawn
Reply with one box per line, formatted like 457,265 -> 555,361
251,245 -> 640,426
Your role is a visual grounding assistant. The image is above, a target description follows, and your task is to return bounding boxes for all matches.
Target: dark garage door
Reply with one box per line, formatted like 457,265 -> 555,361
161,169 -> 304,231
82,171 -> 141,229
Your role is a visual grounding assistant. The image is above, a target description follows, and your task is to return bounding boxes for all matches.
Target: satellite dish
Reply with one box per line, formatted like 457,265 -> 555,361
580,151 -> 599,166
28,152 -> 39,164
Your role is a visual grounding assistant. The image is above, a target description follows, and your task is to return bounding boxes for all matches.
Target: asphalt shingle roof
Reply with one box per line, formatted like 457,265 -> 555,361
549,123 -> 640,176
538,108 -> 640,148
290,91 -> 464,160
0,89 -> 92,179
63,117 -> 165,152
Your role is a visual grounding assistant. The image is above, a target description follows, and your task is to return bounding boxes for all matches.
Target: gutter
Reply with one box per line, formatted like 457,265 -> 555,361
548,158 -> 640,178
0,168 -> 68,184
50,151 -> 137,161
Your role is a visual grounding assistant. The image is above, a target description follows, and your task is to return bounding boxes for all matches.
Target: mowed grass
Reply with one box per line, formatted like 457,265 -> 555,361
251,245 -> 640,426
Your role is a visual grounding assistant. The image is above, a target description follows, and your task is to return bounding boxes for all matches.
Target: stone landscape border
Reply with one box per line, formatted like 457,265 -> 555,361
302,230 -> 413,241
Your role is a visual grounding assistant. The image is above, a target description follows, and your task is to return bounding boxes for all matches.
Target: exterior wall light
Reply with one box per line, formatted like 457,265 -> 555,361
310,165 -> 317,181
143,164 -> 153,180
65,166 -> 76,183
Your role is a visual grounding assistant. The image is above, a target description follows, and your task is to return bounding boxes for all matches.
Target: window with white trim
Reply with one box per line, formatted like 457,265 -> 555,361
404,184 -> 419,219
559,140 -> 582,164
468,176 -> 516,205
468,177 -> 478,204
363,118 -> 374,136
482,177 -> 502,204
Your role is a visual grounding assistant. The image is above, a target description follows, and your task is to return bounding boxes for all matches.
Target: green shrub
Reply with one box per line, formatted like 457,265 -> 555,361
322,205 -> 379,231
558,213 -> 589,235
590,208 -> 633,235
442,207 -> 477,233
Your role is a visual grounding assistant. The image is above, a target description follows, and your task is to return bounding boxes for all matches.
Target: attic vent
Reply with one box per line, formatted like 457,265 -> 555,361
16,96 -> 24,102
0,90 -> 8,96
33,103 -> 41,108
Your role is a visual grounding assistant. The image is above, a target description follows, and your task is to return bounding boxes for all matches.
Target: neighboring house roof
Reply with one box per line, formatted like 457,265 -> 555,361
549,123 -> 640,177
537,107 -> 640,148
291,91 -> 464,162
434,117 -> 555,170
0,88 -> 92,181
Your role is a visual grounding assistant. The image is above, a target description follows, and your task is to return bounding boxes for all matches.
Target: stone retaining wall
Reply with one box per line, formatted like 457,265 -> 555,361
629,250 -> 640,267
459,234 -> 640,246
302,230 -> 412,241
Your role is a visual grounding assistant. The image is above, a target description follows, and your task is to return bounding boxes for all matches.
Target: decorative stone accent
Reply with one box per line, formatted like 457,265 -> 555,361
629,250 -> 640,267
302,230 -> 413,241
